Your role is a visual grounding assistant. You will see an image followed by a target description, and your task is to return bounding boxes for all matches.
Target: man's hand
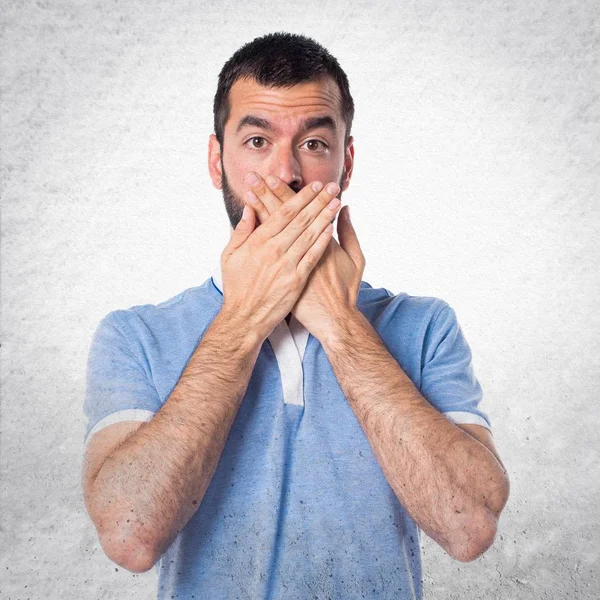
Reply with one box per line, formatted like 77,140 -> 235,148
221,175 -> 343,344
245,173 -> 365,343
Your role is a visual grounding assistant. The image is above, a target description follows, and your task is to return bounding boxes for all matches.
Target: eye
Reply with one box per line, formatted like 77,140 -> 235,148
303,139 -> 328,152
245,136 -> 268,150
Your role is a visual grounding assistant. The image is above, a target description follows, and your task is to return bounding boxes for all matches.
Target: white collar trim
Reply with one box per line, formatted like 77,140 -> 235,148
211,261 -> 310,406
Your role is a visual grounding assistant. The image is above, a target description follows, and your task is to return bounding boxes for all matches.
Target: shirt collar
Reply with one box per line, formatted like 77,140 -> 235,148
211,261 -> 224,294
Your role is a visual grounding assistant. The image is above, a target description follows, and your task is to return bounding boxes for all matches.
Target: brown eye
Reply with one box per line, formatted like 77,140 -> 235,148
304,140 -> 326,152
249,137 -> 265,149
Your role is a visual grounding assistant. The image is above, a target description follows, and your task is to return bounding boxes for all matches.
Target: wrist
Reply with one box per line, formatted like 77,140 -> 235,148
320,307 -> 367,352
213,306 -> 266,353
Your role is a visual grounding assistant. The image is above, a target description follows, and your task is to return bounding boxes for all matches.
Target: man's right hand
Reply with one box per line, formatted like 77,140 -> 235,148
220,175 -> 343,343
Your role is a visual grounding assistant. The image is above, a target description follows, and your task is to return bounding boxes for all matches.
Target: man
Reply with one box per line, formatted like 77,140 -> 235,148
82,32 -> 509,599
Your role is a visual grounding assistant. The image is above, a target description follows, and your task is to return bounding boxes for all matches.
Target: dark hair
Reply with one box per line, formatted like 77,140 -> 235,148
213,32 -> 354,149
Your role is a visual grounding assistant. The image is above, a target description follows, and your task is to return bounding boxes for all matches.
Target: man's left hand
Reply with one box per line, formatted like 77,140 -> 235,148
245,173 -> 366,343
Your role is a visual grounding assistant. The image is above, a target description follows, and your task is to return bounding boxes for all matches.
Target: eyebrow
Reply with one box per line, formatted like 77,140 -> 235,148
235,114 -> 337,135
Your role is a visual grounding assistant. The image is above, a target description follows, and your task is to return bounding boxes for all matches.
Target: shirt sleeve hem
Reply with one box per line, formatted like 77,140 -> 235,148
443,411 -> 491,431
84,409 -> 157,449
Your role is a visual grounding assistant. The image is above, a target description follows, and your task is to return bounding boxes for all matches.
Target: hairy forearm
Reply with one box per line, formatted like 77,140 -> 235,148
90,309 -> 263,570
321,309 -> 509,562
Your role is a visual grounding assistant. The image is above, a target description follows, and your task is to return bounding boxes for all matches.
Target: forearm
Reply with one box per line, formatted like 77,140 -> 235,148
90,309 -> 263,570
321,309 -> 509,561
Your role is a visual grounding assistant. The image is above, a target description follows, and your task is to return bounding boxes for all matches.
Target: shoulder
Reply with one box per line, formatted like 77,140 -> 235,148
104,279 -> 217,328
92,278 -> 220,351
357,279 -> 450,328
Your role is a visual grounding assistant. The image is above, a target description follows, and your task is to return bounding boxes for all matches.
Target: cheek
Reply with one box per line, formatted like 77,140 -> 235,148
301,151 -> 345,182
223,154 -> 252,189
307,165 -> 342,186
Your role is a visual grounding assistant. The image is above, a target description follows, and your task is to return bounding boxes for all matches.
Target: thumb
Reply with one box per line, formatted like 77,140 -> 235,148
337,206 -> 364,266
228,203 -> 256,250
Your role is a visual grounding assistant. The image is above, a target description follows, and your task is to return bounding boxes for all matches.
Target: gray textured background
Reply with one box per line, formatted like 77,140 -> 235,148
1,0 -> 599,598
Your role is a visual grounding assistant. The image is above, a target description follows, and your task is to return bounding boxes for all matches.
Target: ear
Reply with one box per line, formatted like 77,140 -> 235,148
341,136 -> 354,192
208,134 -> 223,190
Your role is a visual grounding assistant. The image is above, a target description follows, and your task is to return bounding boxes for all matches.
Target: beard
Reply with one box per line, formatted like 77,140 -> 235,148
221,158 -> 346,231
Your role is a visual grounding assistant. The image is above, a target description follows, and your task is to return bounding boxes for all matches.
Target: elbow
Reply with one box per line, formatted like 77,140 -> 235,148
447,505 -> 504,563
448,522 -> 497,563
455,469 -> 511,562
445,469 -> 510,563
100,530 -> 160,573
84,478 -> 163,573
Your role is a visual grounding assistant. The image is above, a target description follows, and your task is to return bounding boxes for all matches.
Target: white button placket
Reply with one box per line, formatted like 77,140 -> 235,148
211,262 -> 311,407
266,314 -> 310,407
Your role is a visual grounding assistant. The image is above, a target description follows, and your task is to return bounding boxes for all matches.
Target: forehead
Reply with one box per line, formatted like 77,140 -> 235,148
226,76 -> 343,132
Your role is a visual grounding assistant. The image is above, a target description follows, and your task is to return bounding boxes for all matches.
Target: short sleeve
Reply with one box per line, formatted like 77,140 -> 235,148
420,304 -> 492,431
83,312 -> 163,448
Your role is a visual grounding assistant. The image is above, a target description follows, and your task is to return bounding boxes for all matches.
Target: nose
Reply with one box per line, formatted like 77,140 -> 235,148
272,146 -> 302,191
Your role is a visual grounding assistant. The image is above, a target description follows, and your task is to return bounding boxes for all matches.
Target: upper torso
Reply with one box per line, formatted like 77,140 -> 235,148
84,267 -> 491,600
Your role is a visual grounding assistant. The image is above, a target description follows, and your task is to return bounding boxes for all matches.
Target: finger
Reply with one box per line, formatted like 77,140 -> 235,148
276,182 -> 341,254
245,190 -> 270,225
255,179 -> 331,243
224,203 -> 256,254
264,175 -> 296,204
288,199 -> 342,268
296,221 -> 335,279
250,175 -> 328,228
337,205 -> 366,270
245,172 -> 283,215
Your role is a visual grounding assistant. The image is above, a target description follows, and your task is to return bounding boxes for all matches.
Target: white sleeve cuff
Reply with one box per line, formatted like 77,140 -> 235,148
443,411 -> 491,431
84,409 -> 156,449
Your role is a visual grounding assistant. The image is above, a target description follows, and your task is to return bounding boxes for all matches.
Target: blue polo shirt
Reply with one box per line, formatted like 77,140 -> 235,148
84,262 -> 491,599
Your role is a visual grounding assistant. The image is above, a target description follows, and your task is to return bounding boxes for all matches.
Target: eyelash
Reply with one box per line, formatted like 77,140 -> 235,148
244,136 -> 328,152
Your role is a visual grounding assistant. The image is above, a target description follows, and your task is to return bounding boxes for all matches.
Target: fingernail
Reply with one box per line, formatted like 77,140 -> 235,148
326,183 -> 339,195
241,204 -> 250,221
312,181 -> 324,192
266,175 -> 278,187
246,172 -> 259,185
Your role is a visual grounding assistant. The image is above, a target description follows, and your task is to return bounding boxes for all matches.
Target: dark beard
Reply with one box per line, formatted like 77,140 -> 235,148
221,159 -> 346,230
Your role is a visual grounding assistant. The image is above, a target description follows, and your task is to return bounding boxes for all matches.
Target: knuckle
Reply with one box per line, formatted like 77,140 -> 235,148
289,271 -> 303,289
264,237 -> 284,259
297,225 -> 316,246
278,203 -> 296,221
294,208 -> 312,229
318,189 -> 333,206
281,253 -> 297,273
301,253 -> 316,271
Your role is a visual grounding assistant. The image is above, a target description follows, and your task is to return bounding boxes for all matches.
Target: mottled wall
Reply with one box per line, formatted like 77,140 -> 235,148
1,0 -> 598,598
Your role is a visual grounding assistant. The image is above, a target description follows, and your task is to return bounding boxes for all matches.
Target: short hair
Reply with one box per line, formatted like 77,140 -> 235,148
213,32 -> 354,149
